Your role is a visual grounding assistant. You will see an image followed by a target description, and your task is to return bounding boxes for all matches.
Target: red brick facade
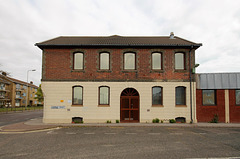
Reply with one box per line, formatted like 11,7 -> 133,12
196,89 -> 225,123
229,90 -> 240,123
42,48 -> 195,81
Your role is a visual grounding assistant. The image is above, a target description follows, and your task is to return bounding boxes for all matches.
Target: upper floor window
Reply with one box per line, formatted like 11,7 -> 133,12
152,86 -> 163,105
235,90 -> 240,105
100,52 -> 110,70
72,86 -> 83,105
74,52 -> 83,70
124,52 -> 135,70
175,52 -> 185,70
202,90 -> 216,105
0,83 -> 5,90
176,86 -> 186,105
152,52 -> 162,70
16,84 -> 20,89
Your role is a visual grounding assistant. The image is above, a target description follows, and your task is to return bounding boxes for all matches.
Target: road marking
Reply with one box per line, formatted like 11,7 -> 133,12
198,133 -> 207,135
84,132 -> 95,135
101,145 -> 115,147
126,133 -> 137,135
186,157 -> 240,159
104,133 -> 116,135
148,133 -> 161,135
0,127 -> 61,134
47,131 -> 58,134
66,132 -> 76,135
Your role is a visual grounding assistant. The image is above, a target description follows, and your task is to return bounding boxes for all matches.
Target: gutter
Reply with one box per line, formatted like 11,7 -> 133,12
35,43 -> 202,49
189,45 -> 194,123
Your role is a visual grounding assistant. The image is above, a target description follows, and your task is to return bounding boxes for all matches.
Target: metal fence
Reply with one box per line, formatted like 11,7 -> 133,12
0,106 -> 43,113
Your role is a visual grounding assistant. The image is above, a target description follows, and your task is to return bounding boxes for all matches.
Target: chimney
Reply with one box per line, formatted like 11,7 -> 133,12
2,72 -> 7,76
170,32 -> 174,39
30,81 -> 33,84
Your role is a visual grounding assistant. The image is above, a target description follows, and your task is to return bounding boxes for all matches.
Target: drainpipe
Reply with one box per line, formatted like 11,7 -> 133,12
189,45 -> 194,123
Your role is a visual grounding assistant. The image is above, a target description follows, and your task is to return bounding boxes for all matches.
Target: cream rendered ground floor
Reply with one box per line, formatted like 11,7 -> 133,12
42,81 -> 197,123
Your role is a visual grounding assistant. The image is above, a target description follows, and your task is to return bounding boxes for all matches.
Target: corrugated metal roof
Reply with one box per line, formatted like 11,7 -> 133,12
196,73 -> 240,89
36,35 -> 202,49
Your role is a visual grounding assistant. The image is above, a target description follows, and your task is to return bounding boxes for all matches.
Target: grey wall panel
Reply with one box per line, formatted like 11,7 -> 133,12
214,74 -> 222,89
196,73 -> 240,89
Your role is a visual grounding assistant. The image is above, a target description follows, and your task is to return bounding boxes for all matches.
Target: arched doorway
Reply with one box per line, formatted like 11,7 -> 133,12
120,88 -> 139,123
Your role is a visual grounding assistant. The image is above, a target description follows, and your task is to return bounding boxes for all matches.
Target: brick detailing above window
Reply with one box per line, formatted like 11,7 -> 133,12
43,48 -> 194,81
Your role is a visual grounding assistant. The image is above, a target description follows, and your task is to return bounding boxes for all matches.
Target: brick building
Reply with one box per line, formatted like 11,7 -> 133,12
36,33 -> 202,123
0,73 -> 39,107
196,73 -> 240,123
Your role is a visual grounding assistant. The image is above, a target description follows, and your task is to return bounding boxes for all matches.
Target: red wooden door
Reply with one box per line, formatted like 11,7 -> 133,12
120,88 -> 139,122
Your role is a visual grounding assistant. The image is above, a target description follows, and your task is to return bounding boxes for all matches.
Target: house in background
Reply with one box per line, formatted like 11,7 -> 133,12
196,73 -> 240,123
0,73 -> 39,107
36,33 -> 202,123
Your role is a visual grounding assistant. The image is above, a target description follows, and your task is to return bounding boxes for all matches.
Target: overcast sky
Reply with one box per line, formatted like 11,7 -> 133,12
0,0 -> 240,86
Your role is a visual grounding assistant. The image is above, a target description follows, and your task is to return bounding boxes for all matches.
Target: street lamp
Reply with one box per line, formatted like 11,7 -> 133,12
25,69 -> 36,110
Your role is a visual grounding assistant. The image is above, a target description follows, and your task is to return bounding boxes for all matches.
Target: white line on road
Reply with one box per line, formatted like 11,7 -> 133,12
66,132 -> 76,135
47,131 -> 58,134
84,133 -> 95,135
101,145 -> 115,147
126,133 -> 137,135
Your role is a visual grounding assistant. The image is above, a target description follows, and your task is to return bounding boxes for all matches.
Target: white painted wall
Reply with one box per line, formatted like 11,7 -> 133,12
42,81 -> 196,123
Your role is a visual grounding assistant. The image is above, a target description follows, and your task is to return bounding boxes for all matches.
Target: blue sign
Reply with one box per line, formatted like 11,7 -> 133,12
51,106 -> 65,109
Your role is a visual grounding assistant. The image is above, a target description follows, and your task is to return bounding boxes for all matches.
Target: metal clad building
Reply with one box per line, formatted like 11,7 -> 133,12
196,73 -> 240,89
196,72 -> 240,123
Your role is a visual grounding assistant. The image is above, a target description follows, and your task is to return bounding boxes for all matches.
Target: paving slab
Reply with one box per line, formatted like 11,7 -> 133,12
1,118 -> 240,133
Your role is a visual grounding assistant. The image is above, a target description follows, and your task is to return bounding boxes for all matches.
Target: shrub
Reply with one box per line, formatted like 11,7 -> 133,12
152,118 -> 160,123
169,119 -> 176,123
107,120 -> 111,123
161,120 -> 163,123
210,114 -> 219,123
152,119 -> 156,123
116,120 -> 120,123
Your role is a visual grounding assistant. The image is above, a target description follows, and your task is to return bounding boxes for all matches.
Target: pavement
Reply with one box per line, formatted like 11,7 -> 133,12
1,118 -> 240,133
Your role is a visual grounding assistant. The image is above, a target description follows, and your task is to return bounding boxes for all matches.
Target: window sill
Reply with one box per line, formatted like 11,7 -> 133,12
176,105 -> 187,107
71,69 -> 85,73
152,105 -> 164,107
71,105 -> 83,107
122,70 -> 137,73
150,70 -> 164,73
97,70 -> 112,73
98,105 -> 110,107
174,70 -> 187,73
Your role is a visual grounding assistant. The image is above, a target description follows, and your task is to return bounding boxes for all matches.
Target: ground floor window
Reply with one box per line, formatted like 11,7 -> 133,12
72,86 -> 83,105
202,90 -> 216,105
99,86 -> 109,105
176,86 -> 186,105
152,86 -> 162,105
15,99 -> 20,106
236,90 -> 240,105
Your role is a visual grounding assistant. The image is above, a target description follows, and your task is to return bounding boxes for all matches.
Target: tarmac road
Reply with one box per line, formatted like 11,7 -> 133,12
0,110 -> 43,126
0,126 -> 240,159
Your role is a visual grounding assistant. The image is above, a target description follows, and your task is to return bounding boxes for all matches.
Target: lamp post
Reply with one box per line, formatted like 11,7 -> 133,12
25,69 -> 36,110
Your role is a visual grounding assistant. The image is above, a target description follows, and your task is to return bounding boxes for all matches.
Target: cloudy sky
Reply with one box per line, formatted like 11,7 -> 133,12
0,0 -> 240,86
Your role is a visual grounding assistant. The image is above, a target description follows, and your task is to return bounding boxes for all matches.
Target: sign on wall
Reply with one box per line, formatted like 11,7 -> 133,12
51,106 -> 66,109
